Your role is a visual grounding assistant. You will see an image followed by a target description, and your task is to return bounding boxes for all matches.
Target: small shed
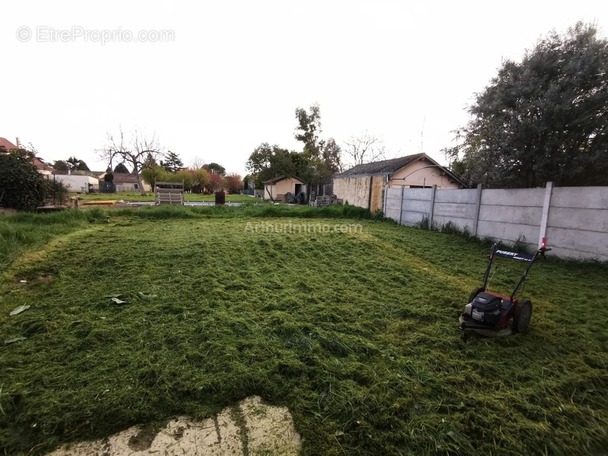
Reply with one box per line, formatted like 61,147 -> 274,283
263,176 -> 307,201
333,153 -> 464,213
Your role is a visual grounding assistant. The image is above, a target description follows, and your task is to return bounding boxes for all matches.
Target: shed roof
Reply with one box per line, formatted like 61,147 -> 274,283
264,176 -> 306,185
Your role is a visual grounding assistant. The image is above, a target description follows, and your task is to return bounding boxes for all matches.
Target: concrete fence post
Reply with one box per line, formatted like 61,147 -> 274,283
399,186 -> 406,225
538,181 -> 554,248
473,184 -> 483,236
429,185 -> 437,228
383,185 -> 388,216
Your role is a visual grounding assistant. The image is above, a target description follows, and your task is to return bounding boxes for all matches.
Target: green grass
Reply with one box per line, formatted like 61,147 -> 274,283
76,192 -> 262,203
0,207 -> 607,455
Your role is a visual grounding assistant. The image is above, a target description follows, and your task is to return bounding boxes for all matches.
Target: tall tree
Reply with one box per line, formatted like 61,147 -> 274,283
143,152 -> 158,169
161,151 -> 184,172
66,156 -> 90,172
205,162 -> 226,176
100,129 -> 163,195
446,23 -> 608,188
294,104 -> 342,182
295,104 -> 322,157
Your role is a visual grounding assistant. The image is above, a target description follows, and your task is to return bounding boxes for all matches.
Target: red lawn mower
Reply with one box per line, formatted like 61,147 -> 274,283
459,239 -> 550,338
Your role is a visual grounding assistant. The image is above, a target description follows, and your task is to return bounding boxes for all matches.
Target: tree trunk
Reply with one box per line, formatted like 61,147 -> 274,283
136,173 -> 146,195
129,159 -> 147,196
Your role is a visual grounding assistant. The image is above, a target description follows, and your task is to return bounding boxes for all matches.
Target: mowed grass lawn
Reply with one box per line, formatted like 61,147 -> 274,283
1,207 -> 607,455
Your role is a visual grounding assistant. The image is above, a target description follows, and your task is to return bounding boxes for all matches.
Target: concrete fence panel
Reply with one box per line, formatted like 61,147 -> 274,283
383,184 -> 608,261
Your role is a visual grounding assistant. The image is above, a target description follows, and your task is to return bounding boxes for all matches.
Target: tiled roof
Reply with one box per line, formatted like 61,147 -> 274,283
112,173 -> 141,184
337,153 -> 427,177
0,137 -> 17,151
32,157 -> 54,172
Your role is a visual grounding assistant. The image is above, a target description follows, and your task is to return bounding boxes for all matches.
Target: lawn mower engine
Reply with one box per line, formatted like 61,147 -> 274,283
462,292 -> 513,329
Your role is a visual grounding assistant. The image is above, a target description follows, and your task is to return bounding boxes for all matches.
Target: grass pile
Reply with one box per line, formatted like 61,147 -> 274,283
0,207 -> 607,455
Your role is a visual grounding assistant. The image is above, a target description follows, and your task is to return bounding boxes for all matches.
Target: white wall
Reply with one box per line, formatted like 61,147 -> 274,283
385,184 -> 608,261
53,175 -> 99,193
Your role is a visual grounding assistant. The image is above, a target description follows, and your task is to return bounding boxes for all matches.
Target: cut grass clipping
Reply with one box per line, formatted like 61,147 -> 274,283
0,207 -> 607,455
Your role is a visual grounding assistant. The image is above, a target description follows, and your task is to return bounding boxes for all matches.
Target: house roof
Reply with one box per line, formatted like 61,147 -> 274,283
264,176 -> 306,185
337,153 -> 428,177
336,153 -> 466,187
0,137 -> 17,151
32,157 -> 54,172
112,173 -> 141,184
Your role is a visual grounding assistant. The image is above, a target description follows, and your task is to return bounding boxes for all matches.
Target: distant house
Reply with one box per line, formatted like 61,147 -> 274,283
333,153 -> 464,213
53,174 -> 99,193
0,136 -> 54,178
32,157 -> 54,178
0,137 -> 18,152
111,173 -> 152,193
263,176 -> 307,201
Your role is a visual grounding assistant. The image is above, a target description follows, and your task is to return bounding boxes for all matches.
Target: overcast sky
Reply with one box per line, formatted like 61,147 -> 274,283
2,0 -> 608,175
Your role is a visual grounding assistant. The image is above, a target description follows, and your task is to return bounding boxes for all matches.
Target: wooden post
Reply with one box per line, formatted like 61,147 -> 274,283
538,181 -> 553,248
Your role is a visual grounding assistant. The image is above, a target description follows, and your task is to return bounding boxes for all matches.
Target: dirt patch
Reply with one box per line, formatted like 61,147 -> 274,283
127,427 -> 157,451
48,396 -> 301,456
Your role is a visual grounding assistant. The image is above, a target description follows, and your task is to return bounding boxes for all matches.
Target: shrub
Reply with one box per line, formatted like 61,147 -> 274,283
0,153 -> 46,211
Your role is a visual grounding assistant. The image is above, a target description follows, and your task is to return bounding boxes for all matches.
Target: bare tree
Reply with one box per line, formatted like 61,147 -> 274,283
191,156 -> 206,170
343,131 -> 386,168
100,129 -> 162,195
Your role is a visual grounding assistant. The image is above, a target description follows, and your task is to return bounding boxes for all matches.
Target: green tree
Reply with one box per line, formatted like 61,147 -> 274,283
246,143 -> 296,186
446,23 -> 608,188
191,168 -> 210,193
0,152 -> 46,211
143,152 -> 158,169
294,105 -> 342,182
320,138 -> 342,175
53,160 -> 69,173
175,169 -> 194,191
295,104 -> 322,157
161,151 -> 184,172
141,166 -> 169,190
66,156 -> 90,172
205,162 -> 226,176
